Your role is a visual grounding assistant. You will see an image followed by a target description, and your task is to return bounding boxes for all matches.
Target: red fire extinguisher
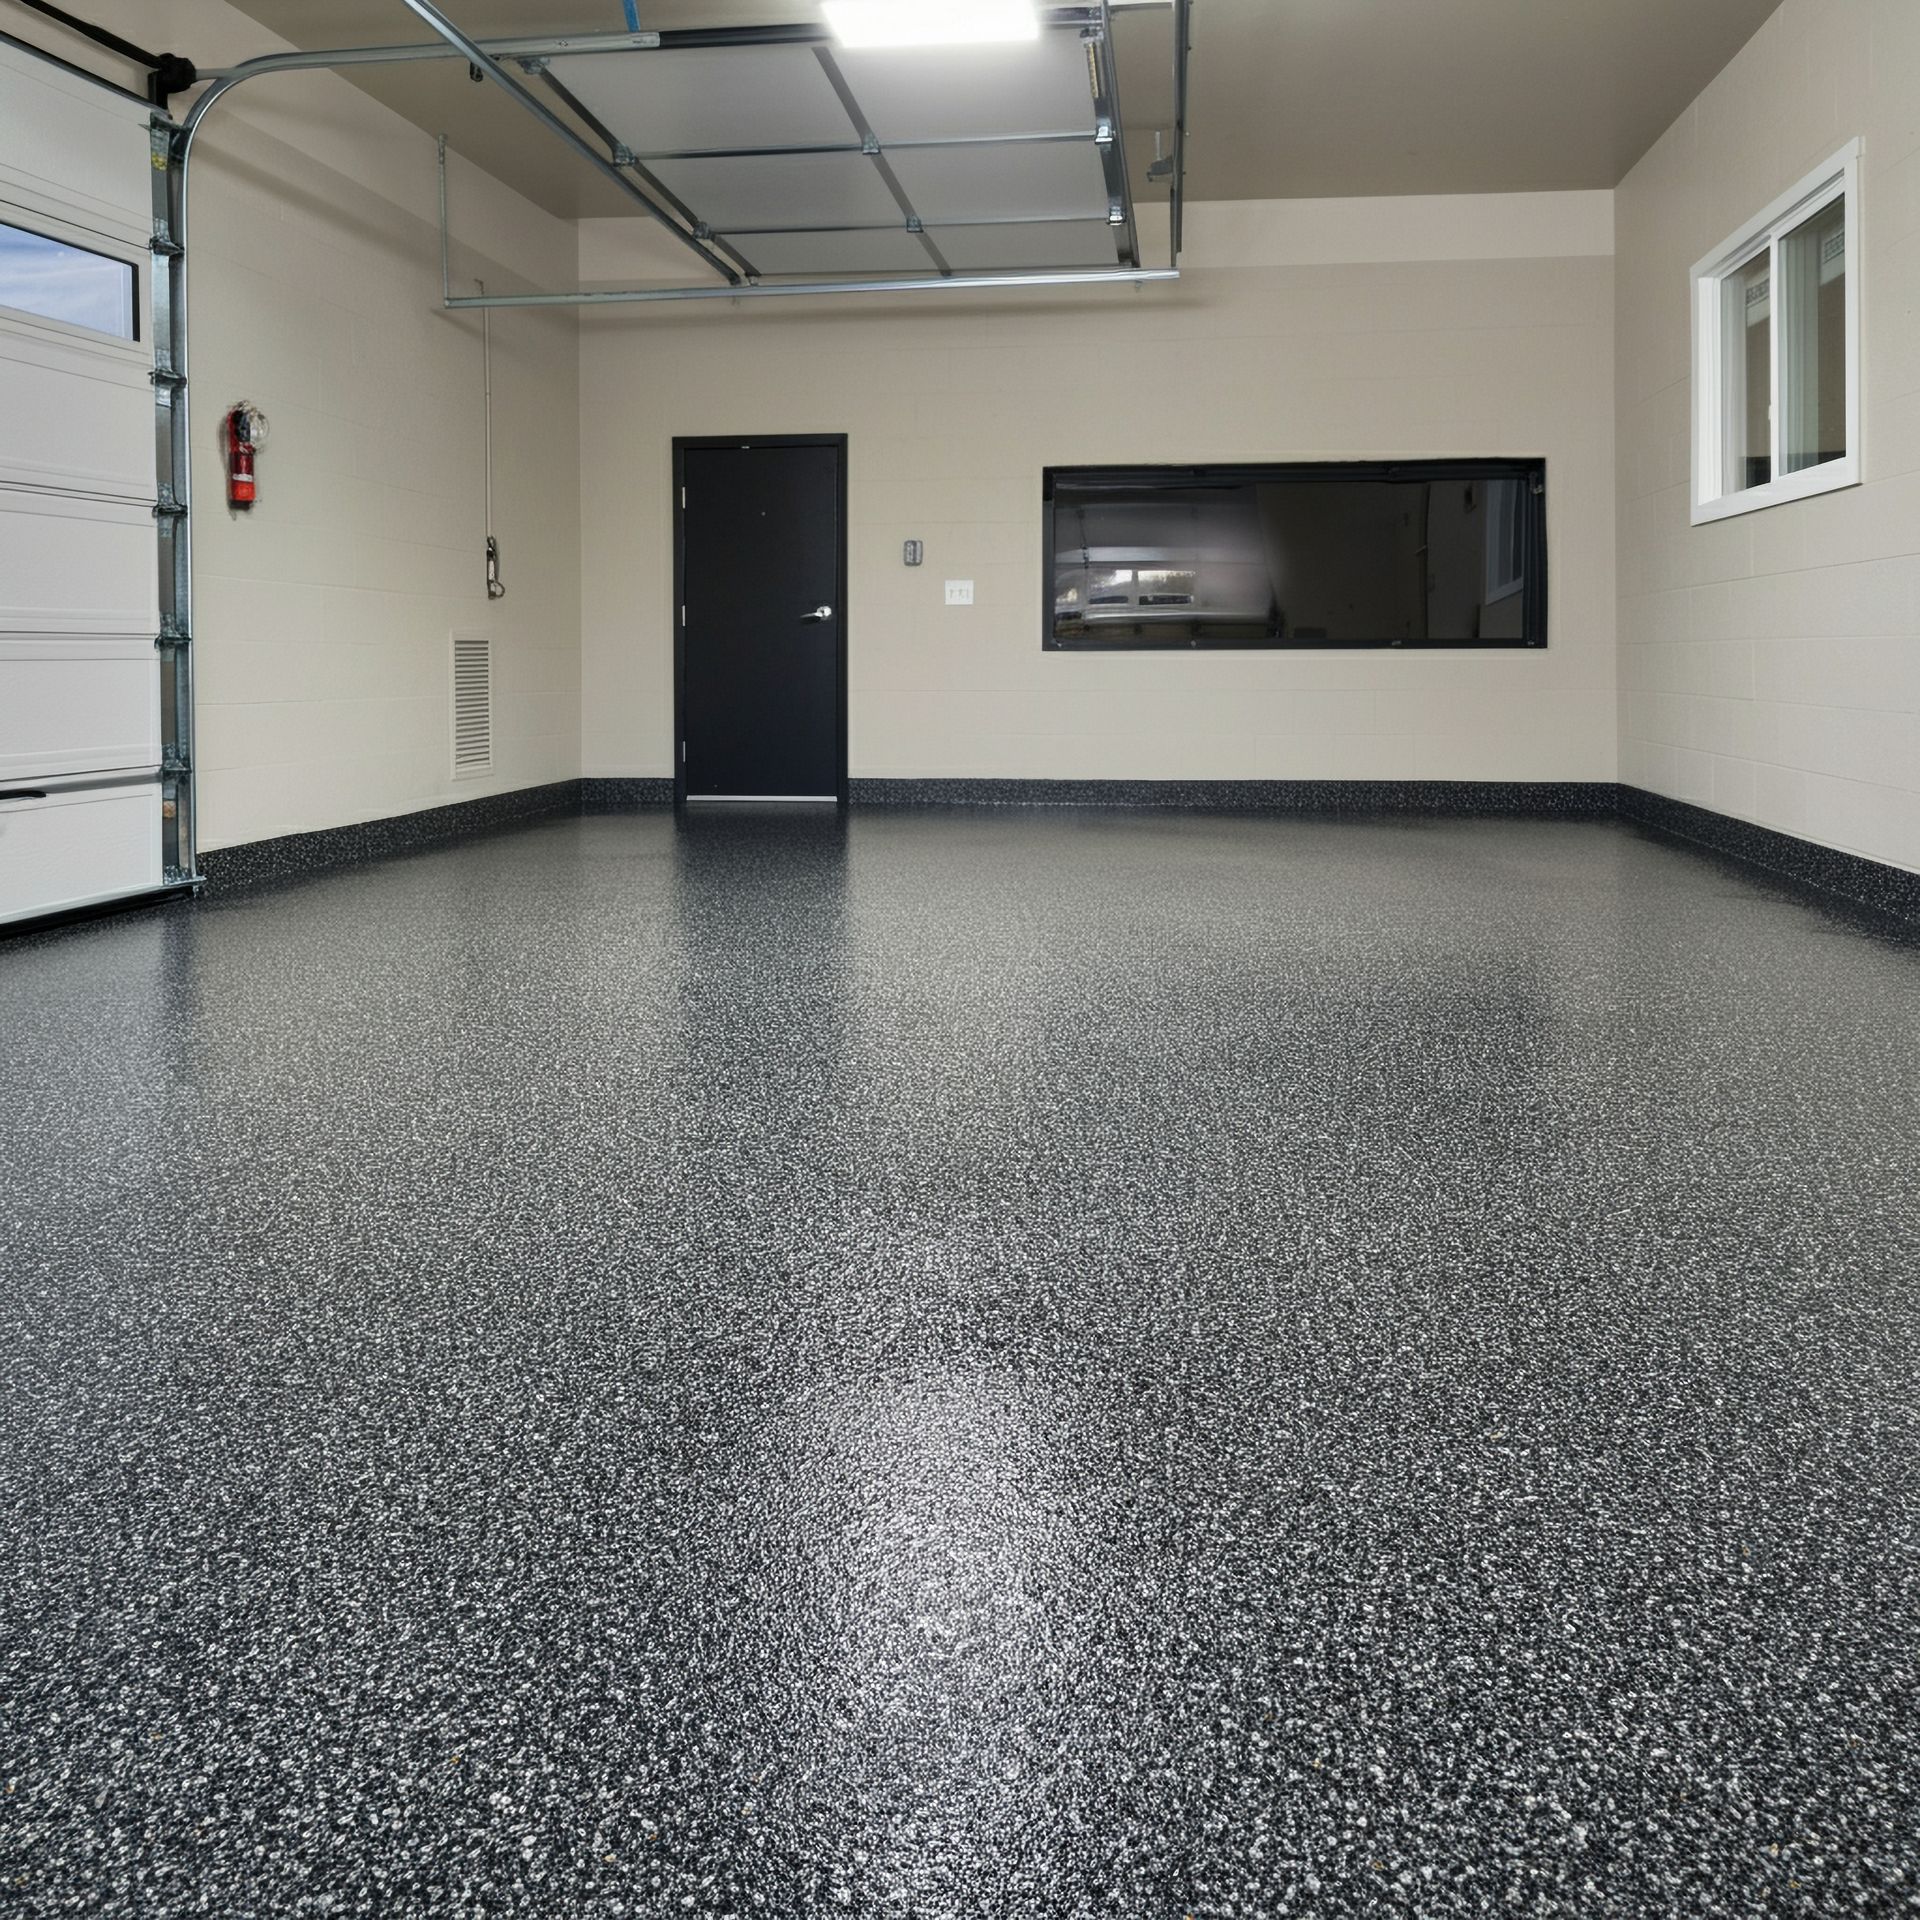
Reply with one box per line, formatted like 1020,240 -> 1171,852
225,401 -> 267,510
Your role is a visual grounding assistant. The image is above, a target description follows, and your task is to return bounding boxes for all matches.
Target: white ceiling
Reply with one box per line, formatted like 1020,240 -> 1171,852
212,0 -> 1787,219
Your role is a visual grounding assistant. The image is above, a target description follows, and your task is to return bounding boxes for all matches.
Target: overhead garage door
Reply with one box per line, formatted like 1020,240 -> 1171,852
0,38 -> 170,926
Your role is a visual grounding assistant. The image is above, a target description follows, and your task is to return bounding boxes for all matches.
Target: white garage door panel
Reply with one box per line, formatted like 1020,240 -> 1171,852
0,485 -> 157,635
0,639 -> 159,779
549,46 -> 859,156
0,42 -> 164,920
0,44 -> 154,246
0,326 -> 155,501
0,778 -> 161,924
831,35 -> 1097,141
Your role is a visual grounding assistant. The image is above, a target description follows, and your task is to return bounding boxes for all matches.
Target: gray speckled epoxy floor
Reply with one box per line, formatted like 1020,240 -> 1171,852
2,810 -> 1918,1919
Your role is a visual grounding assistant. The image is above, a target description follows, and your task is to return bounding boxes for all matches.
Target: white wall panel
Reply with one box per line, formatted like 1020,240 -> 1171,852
1616,0 -> 1920,875
578,198 -> 1618,786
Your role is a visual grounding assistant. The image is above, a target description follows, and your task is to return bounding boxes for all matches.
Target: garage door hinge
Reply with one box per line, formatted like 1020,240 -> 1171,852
150,365 -> 185,389
156,619 -> 189,649
149,229 -> 182,258
153,490 -> 186,517
160,749 -> 191,775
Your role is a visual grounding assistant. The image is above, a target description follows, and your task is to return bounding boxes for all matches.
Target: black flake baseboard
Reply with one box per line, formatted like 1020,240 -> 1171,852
187,774 -> 1920,931
848,777 -> 1617,815
580,777 -> 677,811
1617,785 -> 1920,929
196,781 -> 586,891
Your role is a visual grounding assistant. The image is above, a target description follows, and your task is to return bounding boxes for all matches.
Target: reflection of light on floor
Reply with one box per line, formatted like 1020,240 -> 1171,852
807,1366 -> 1069,1909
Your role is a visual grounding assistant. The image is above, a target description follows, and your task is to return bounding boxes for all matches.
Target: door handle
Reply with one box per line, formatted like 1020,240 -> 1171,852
800,604 -> 834,623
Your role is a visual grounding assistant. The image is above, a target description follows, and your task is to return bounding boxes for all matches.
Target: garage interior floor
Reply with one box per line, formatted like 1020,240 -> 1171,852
3,809 -> 1917,1917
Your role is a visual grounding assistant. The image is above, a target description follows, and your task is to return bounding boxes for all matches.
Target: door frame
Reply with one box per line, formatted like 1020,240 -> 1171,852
672,433 -> 850,806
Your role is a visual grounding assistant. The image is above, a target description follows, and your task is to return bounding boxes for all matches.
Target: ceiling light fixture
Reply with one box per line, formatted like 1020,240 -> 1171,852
822,0 -> 1042,50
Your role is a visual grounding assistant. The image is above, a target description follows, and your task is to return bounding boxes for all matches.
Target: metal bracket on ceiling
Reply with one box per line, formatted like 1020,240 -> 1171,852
1169,0 -> 1191,263
449,266 -> 1179,308
1086,0 -> 1139,270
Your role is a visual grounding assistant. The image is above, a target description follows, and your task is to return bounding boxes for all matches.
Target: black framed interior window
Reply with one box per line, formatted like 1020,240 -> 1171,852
1043,459 -> 1548,650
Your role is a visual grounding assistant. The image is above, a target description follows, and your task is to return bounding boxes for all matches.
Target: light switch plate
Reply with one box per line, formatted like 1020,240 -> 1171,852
945,579 -> 974,605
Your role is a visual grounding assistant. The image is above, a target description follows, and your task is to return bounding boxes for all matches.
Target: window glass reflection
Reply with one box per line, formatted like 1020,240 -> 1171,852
1779,195 -> 1846,476
0,221 -> 137,340
1719,249 -> 1772,492
1048,465 -> 1542,648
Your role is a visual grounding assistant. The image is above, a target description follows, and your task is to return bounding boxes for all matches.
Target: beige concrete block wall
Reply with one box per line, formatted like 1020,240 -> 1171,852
28,0 -> 583,852
578,195 -> 1617,785
1616,0 -> 1920,873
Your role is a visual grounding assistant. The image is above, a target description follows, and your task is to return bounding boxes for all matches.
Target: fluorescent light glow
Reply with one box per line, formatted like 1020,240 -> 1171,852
823,0 -> 1041,49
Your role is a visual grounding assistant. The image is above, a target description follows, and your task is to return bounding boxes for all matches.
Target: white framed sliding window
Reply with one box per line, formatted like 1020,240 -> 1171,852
1690,139 -> 1860,525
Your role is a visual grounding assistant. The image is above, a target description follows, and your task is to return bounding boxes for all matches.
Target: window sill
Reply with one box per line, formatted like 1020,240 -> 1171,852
1690,453 -> 1861,526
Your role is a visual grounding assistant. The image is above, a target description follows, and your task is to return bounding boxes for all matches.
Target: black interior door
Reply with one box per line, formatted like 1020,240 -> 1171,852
678,438 -> 845,800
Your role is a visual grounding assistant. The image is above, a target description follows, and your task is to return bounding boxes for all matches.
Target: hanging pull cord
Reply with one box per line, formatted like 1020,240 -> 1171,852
479,278 -> 506,601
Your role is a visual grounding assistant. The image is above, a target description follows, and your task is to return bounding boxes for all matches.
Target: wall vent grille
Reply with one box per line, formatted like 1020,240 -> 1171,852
452,630 -> 492,776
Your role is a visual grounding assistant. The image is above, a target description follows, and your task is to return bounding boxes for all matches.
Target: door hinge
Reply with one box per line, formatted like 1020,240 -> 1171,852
680,741 -> 687,763
680,604 -> 686,627
680,486 -> 687,509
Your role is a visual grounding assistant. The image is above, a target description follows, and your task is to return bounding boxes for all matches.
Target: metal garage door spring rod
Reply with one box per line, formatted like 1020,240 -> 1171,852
7,0 -> 196,101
